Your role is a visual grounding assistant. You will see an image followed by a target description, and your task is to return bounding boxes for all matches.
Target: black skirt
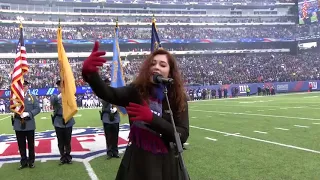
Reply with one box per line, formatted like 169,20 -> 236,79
115,143 -> 187,180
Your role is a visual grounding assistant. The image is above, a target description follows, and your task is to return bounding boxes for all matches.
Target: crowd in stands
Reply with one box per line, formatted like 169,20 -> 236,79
0,25 -> 311,40
0,14 -> 295,24
1,51 -> 320,89
150,0 -> 294,2
0,24 -> 317,40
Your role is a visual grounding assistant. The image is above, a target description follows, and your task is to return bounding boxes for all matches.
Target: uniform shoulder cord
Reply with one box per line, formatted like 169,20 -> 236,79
27,94 -> 34,103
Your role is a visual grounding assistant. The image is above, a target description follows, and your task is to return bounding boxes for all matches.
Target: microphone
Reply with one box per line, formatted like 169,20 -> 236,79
153,74 -> 174,84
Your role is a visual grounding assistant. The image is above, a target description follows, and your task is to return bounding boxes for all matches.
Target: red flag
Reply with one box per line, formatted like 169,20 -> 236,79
10,23 -> 29,115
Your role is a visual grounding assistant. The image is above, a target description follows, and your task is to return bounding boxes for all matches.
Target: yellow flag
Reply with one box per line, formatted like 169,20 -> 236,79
57,26 -> 78,123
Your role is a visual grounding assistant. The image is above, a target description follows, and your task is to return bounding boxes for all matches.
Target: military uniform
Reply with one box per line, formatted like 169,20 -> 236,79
12,81 -> 41,170
100,100 -> 120,158
50,80 -> 75,164
100,79 -> 120,159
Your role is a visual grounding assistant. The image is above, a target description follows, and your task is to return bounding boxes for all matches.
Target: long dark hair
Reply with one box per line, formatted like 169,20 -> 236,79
132,49 -> 187,112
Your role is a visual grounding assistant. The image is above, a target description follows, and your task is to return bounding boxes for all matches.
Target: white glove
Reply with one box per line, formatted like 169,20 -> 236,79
20,112 -> 30,118
110,107 -> 117,113
57,93 -> 62,99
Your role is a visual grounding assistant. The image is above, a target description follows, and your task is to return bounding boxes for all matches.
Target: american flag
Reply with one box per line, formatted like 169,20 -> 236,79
9,24 -> 28,115
302,0 -> 309,19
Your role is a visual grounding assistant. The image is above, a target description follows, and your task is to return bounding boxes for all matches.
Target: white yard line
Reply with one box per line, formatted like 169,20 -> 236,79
294,125 -> 309,128
191,125 -> 320,154
205,137 -> 217,141
312,123 -> 320,125
190,109 -> 320,121
275,127 -> 289,131
254,131 -> 268,134
83,161 -> 99,180
0,116 -> 10,122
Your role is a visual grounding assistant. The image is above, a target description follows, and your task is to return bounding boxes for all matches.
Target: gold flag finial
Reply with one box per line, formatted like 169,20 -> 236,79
116,17 -> 118,27
152,14 -> 155,23
19,21 -> 23,29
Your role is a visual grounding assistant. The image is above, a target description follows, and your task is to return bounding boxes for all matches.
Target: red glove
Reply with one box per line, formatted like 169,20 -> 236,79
82,41 -> 106,74
126,101 -> 153,123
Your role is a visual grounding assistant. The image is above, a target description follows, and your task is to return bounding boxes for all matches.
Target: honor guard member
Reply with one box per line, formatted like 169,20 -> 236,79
12,80 -> 41,170
99,79 -> 120,159
50,80 -> 75,165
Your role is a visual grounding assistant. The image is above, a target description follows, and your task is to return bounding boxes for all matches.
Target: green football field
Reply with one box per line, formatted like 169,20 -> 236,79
1,92 -> 320,180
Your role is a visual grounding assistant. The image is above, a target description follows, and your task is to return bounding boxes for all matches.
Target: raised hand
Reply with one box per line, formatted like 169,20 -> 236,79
82,41 -> 107,74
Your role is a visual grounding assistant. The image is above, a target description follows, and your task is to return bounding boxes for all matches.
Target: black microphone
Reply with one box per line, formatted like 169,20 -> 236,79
153,74 -> 174,84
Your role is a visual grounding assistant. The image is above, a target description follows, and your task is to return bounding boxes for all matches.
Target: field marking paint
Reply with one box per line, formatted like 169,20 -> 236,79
303,96 -> 319,98
191,125 -> 320,154
239,102 -> 255,104
268,109 -> 276,111
0,116 -> 10,122
257,110 -> 264,112
312,123 -> 320,125
187,92 -> 320,103
224,133 -> 240,137
275,127 -> 289,131
254,131 -> 268,134
245,111 -> 252,113
205,137 -> 217,141
0,163 -> 2,168
83,161 -> 99,180
190,109 -> 320,121
294,125 -> 309,128
191,117 -> 197,119
196,104 -> 320,110
239,100 -> 274,104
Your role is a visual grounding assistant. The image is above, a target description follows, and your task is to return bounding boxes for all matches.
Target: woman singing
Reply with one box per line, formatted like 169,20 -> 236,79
82,41 -> 189,180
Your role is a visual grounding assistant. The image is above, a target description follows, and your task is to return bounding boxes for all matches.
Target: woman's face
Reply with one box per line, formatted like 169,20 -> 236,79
149,54 -> 170,81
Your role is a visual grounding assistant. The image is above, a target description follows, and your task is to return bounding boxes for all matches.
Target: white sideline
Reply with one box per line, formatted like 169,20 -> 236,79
195,104 -> 320,110
190,109 -> 320,121
188,92 -> 320,103
191,125 -> 320,154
